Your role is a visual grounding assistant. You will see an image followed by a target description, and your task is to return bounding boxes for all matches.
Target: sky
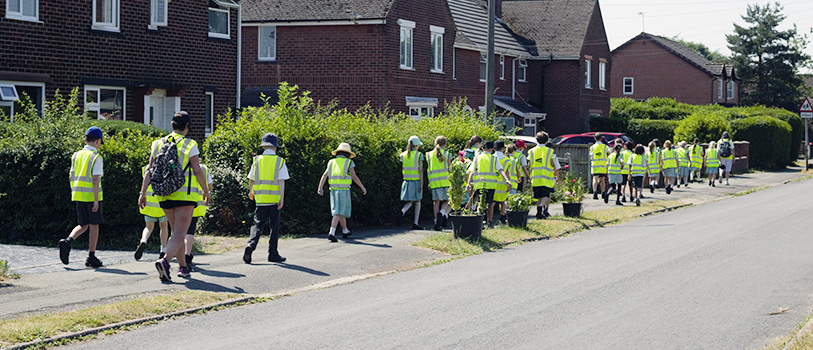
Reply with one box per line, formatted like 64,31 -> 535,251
599,0 -> 813,72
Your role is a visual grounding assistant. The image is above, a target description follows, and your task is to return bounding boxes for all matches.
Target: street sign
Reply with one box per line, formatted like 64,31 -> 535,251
800,97 -> 813,112
802,112 -> 813,118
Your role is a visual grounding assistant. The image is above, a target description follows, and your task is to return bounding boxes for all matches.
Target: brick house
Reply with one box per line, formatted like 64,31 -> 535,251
0,0 -> 241,140
611,32 -> 739,106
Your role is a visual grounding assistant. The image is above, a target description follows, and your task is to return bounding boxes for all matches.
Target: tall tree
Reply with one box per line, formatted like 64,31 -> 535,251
674,38 -> 729,63
727,2 -> 811,111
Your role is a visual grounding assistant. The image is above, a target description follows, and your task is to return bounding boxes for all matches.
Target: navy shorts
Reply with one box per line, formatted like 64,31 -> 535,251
533,186 -> 553,199
75,201 -> 104,226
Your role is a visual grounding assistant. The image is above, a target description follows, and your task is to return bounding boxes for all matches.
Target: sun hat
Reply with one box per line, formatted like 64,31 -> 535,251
408,135 -> 423,146
331,143 -> 356,158
85,126 -> 104,144
514,139 -> 526,148
260,133 -> 281,148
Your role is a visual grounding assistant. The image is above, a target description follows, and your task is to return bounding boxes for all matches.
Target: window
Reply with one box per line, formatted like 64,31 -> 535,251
430,26 -> 444,73
399,19 -> 415,69
0,84 -> 19,101
93,0 -> 119,31
85,86 -> 125,120
598,62 -> 606,90
208,0 -> 231,39
524,117 -> 536,136
518,59 -> 527,82
623,77 -> 634,95
717,78 -> 723,99
406,96 -> 437,121
499,56 -> 505,80
0,82 -> 44,121
6,0 -> 38,21
727,81 -> 735,99
409,107 -> 434,120
150,0 -> 167,27
584,59 -> 592,89
258,26 -> 276,60
205,92 -> 214,135
494,117 -> 515,133
479,54 -> 487,82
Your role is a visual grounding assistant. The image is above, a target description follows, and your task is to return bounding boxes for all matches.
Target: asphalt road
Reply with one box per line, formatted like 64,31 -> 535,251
66,178 -> 813,350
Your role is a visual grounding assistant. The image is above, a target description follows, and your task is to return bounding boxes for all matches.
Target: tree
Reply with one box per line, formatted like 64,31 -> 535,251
727,2 -> 811,111
674,38 -> 729,63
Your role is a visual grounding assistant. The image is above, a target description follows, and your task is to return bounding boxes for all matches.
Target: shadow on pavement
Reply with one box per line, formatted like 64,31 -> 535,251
183,279 -> 246,294
275,263 -> 330,276
93,268 -> 148,276
342,239 -> 392,248
191,267 -> 245,279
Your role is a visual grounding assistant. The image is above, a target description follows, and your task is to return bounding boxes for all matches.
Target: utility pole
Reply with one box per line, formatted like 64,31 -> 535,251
485,0 -> 495,119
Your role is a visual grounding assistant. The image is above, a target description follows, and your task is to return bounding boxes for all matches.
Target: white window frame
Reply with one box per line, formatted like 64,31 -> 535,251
623,77 -> 634,95
517,59 -> 527,83
524,117 -> 537,135
717,78 -> 723,99
499,55 -> 505,80
92,0 -> 120,32
479,54 -> 487,82
208,2 -> 230,39
6,0 -> 39,22
0,81 -> 45,121
205,92 -> 214,136
726,81 -> 735,100
150,0 -> 168,28
258,26 -> 277,61
399,19 -> 415,70
84,85 -> 126,121
0,84 -> 19,101
430,25 -> 444,73
598,61 -> 606,90
585,59 -> 592,89
406,97 -> 437,121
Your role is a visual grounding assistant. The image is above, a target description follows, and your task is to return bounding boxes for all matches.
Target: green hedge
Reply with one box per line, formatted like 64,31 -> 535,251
625,119 -> 679,145
202,83 -> 503,237
588,116 -> 627,133
673,112 -> 731,144
0,88 -> 166,248
738,106 -> 802,166
610,97 -> 695,120
730,116 -> 792,170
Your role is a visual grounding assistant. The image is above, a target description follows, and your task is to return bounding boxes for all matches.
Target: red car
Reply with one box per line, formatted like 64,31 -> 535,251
551,132 -> 635,145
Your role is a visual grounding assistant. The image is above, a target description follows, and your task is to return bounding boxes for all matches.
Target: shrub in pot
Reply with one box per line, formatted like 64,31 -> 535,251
447,159 -> 484,239
558,172 -> 586,218
506,192 -> 534,228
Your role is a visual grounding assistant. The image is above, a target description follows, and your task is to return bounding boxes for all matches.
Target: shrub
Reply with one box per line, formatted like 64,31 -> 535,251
202,83 -> 503,237
673,112 -> 731,144
610,98 -> 696,120
625,119 -> 679,144
588,116 -> 627,133
738,106 -> 802,165
730,116 -> 792,169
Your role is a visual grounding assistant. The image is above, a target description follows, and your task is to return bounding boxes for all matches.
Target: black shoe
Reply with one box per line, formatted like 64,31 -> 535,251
593,193 -> 599,200
636,198 -> 641,206
603,192 -> 609,204
185,254 -> 194,271
650,184 -> 655,193
242,246 -> 253,264
268,255 -> 287,263
177,266 -> 191,278
328,234 -> 338,243
640,194 -> 645,199
58,239 -> 71,265
342,230 -> 352,239
535,211 -> 544,219
85,255 -> 102,268
411,223 -> 423,230
666,186 -> 672,194
434,224 -> 442,231
676,183 -> 680,188
712,182 -> 716,187
158,251 -> 165,259
621,196 -> 626,203
543,211 -> 551,219
395,212 -> 403,227
441,215 -> 448,227
487,221 -> 494,228
134,242 -> 147,261
155,259 -> 171,282
616,200 -> 623,206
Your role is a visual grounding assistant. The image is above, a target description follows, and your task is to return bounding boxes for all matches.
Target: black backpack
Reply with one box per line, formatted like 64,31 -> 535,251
719,140 -> 732,158
149,136 -> 191,197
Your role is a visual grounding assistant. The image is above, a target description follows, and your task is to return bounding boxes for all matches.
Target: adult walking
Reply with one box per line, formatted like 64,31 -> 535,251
718,132 -> 735,185
528,132 -> 557,219
138,112 -> 210,281
589,133 -> 610,200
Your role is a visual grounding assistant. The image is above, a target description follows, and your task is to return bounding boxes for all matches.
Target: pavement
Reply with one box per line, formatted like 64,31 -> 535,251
0,166 -> 809,322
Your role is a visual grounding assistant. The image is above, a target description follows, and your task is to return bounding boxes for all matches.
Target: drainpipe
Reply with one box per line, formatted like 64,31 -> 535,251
236,3 -> 242,109
710,76 -> 716,104
512,57 -> 518,100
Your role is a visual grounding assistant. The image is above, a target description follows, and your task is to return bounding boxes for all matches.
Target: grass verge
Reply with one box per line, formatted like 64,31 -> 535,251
761,314 -> 813,350
0,260 -> 20,281
0,291 -> 242,348
414,200 -> 690,256
191,235 -> 246,255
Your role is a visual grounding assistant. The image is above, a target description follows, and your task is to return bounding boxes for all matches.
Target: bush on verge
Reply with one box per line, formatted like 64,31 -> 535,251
730,116 -> 792,170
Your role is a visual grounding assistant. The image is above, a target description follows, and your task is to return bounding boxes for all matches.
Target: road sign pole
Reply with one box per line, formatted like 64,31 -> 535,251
799,98 -> 813,171
806,119 -> 809,171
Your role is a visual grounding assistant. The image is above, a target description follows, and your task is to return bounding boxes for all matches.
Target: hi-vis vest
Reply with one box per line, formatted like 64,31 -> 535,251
493,155 -> 512,202
705,148 -> 720,167
529,145 -> 554,187
426,149 -> 451,189
629,154 -> 646,176
253,154 -> 284,205
328,157 -> 352,191
621,149 -> 633,175
472,153 -> 499,190
506,153 -> 520,185
140,166 -> 163,217
70,148 -> 103,202
192,164 -> 210,217
662,148 -> 677,169
510,152 -> 523,183
677,148 -> 690,167
150,133 -> 197,202
690,145 -> 703,168
589,143 -> 608,174
647,148 -> 661,174
401,150 -> 420,181
608,153 -> 624,175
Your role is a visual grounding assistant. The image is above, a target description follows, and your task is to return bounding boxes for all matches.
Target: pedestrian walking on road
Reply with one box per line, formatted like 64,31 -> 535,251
397,136 -> 425,230
59,126 -> 106,268
317,143 -> 367,242
607,144 -> 625,205
689,138 -> 704,183
467,140 -> 511,227
528,132 -> 556,219
705,141 -> 721,187
646,141 -> 661,194
718,132 -> 735,185
134,165 -> 169,261
628,144 -> 648,206
138,112 -> 209,281
661,140 -> 678,194
621,141 -> 634,202
426,136 -> 451,231
676,141 -> 691,188
589,133 -> 611,200
493,140 -> 511,225
511,140 -> 531,191
183,163 -> 212,269
243,133 -> 288,264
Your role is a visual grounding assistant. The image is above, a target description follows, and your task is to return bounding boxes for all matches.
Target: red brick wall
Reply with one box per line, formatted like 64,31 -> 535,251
450,49 -> 529,110
0,0 -> 239,141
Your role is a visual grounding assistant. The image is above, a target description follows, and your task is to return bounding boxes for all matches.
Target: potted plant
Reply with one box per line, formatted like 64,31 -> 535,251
506,191 -> 534,228
447,159 -> 484,239
559,172 -> 585,217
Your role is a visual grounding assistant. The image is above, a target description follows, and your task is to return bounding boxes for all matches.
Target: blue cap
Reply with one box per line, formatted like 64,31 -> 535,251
85,126 -> 104,144
261,133 -> 281,148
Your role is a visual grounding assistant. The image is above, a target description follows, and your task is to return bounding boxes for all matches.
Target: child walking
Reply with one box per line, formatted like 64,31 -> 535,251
135,165 -> 169,261
627,145 -> 648,206
184,163 -> 212,268
396,136 -> 424,230
426,136 -> 451,231
243,133 -> 288,264
317,143 -> 367,242
661,140 -> 678,194
646,141 -> 661,194
607,144 -> 625,205
705,141 -> 720,187
59,126 -> 105,268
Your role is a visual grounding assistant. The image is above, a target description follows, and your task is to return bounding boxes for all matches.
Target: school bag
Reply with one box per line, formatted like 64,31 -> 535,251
719,140 -> 732,158
149,136 -> 191,196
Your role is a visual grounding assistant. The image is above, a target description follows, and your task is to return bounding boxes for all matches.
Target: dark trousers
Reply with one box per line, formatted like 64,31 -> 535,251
247,205 -> 281,257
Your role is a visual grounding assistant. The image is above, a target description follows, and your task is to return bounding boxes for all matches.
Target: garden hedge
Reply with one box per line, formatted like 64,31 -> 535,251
625,119 -> 680,145
673,112 -> 731,144
730,116 -> 792,170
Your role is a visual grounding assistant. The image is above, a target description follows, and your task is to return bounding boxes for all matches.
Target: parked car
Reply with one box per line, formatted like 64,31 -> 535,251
501,135 -> 539,148
551,132 -> 635,145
